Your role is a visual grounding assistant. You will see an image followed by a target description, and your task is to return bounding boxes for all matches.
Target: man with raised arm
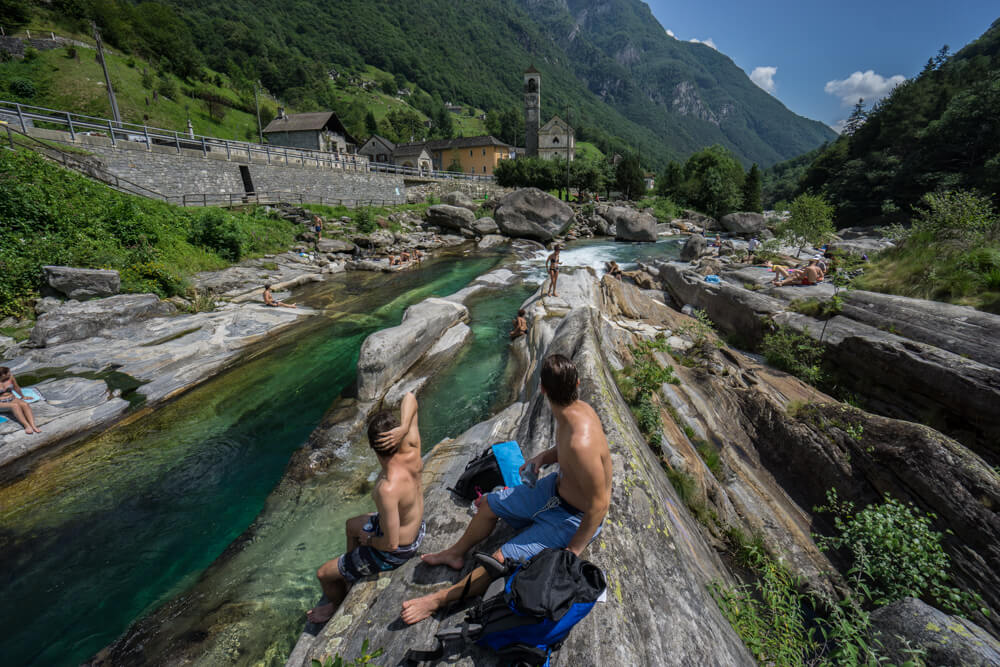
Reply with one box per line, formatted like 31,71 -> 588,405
400,354 -> 612,625
307,392 -> 425,624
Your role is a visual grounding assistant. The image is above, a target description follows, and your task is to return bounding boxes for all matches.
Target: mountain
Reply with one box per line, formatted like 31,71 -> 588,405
792,17 -> 1000,223
23,0 -> 836,167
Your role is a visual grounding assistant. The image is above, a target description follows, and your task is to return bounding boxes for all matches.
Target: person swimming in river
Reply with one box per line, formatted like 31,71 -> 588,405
546,244 -> 561,297
262,285 -> 297,309
400,354 -> 612,625
509,309 -> 528,340
308,392 -> 425,624
0,366 -> 40,434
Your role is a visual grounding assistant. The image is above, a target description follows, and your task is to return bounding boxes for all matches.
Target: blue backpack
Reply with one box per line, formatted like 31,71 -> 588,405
402,548 -> 606,666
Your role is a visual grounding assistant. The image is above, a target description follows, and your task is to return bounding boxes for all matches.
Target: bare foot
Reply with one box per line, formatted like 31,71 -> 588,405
401,592 -> 444,625
420,550 -> 464,570
306,602 -> 335,624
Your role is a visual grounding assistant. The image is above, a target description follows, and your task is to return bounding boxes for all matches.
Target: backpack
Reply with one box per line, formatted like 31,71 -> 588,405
449,440 -> 525,501
401,548 -> 606,667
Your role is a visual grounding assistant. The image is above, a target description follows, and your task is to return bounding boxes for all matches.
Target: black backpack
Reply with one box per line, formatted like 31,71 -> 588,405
449,440 -> 525,501
401,549 -> 606,667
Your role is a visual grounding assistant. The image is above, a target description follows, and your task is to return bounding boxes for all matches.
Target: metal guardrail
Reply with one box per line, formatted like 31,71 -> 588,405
0,99 -> 494,182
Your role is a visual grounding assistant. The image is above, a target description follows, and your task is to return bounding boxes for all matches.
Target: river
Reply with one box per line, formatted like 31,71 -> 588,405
0,237 -> 681,666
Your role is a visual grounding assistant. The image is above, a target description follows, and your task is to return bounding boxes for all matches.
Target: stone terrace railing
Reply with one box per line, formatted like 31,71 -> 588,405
0,99 -> 493,182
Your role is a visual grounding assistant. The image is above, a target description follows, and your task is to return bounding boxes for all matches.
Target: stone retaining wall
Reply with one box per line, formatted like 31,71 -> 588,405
25,127 -> 406,205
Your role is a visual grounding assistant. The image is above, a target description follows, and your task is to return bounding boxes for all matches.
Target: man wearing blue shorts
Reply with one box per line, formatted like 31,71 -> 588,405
401,354 -> 612,625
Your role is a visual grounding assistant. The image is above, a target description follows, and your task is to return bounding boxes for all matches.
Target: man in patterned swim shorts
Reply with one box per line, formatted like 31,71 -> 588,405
401,354 -> 613,625
307,392 -> 425,624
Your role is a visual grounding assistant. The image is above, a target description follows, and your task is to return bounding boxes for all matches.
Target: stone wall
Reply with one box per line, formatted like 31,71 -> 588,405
405,178 -> 510,203
25,127 -> 406,205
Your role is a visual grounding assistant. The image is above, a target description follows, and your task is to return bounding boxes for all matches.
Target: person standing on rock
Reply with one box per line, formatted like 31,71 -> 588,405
312,215 -> 323,241
307,392 -> 426,624
546,244 -> 562,297
400,354 -> 612,625
0,367 -> 40,434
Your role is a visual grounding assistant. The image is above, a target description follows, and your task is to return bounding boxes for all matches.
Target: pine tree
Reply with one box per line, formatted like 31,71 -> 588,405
742,163 -> 763,213
615,154 -> 645,200
843,99 -> 867,136
656,161 -> 683,198
365,111 -> 378,137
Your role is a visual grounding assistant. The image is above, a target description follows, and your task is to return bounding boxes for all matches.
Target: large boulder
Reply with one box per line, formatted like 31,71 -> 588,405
425,204 -> 476,232
680,233 -> 709,261
471,216 -> 499,236
871,598 -> 1000,666
829,238 -> 893,257
356,298 -> 469,400
604,206 -> 657,242
441,190 -> 479,212
681,209 -> 720,231
720,212 -> 767,234
591,214 -> 612,236
28,294 -> 177,347
494,188 -> 574,242
316,239 -> 356,254
42,266 -> 120,300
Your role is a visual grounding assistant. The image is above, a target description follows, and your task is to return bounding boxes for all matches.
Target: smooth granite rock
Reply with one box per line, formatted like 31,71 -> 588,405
494,188 -> 574,242
720,212 -> 767,234
471,216 -> 499,236
829,237 -> 893,256
604,206 -> 657,242
28,294 -> 177,347
316,239 -> 356,254
426,204 -> 476,232
477,234 -> 508,249
42,266 -> 120,300
441,190 -> 479,212
680,233 -> 709,261
356,298 -> 469,401
871,598 -> 1000,666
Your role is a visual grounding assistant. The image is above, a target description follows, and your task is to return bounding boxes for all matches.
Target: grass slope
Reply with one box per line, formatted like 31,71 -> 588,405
0,148 -> 298,317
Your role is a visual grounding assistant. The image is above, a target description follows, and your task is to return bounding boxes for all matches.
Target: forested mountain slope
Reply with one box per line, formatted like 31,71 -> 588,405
17,0 -> 835,167
793,17 -> 1000,223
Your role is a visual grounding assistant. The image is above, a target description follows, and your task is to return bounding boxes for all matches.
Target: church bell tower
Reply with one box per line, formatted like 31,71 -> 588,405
524,65 -> 540,157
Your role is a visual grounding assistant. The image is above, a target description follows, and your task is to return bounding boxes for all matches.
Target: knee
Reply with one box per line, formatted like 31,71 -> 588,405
491,548 -> 504,564
317,560 -> 340,582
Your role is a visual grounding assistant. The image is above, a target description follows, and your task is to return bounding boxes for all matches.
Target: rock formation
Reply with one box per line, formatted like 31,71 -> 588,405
602,206 -> 657,242
42,266 -> 120,300
494,188 -> 574,242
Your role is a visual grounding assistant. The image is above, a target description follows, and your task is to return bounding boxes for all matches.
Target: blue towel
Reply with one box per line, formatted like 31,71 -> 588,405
705,274 -> 721,284
490,440 -> 525,489
0,387 -> 42,424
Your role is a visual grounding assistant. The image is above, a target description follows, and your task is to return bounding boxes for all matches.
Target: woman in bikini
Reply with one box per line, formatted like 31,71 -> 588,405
546,244 -> 561,297
0,366 -> 40,434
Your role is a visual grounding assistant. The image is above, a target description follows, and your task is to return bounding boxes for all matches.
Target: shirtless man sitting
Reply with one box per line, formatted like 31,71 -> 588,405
509,309 -> 528,340
307,392 -> 425,624
775,258 -> 824,286
263,284 -> 297,309
400,354 -> 612,625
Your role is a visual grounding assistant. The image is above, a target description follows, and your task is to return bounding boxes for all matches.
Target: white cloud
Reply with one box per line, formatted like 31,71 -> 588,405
689,37 -> 717,50
750,66 -> 777,94
665,29 -> 675,38
824,70 -> 906,106
831,119 -> 848,134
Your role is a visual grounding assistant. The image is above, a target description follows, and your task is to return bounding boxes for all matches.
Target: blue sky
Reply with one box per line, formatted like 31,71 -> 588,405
645,0 -> 998,131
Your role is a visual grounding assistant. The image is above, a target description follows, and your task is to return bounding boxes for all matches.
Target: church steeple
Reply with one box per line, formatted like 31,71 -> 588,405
524,66 -> 540,157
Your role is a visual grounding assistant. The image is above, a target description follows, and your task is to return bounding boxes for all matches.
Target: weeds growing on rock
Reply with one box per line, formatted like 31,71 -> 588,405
761,324 -> 826,386
311,638 -> 383,666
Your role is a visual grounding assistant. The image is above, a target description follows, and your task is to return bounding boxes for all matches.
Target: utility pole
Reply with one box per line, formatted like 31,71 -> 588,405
254,81 -> 264,144
565,106 -> 571,202
92,22 -> 121,126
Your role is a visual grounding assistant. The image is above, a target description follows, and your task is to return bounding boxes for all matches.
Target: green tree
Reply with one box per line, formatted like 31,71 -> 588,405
615,154 -> 645,200
680,145 -> 744,219
843,98 -> 867,136
364,110 -> 378,137
778,193 -> 835,257
656,161 -> 683,198
445,158 -> 464,173
742,163 -> 763,212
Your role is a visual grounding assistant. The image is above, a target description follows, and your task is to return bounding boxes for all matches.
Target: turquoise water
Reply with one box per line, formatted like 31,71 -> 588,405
0,252 -> 506,666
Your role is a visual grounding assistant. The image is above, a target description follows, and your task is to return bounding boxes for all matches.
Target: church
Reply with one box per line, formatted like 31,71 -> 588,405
524,66 -> 575,161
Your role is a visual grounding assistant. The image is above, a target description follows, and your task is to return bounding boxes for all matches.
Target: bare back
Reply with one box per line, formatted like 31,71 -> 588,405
553,400 -> 612,514
374,417 -> 424,546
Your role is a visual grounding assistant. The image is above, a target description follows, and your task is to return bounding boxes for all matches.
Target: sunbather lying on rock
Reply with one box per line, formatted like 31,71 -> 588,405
775,259 -> 824,286
0,366 -> 40,434
307,392 -> 425,624
401,354 -> 612,625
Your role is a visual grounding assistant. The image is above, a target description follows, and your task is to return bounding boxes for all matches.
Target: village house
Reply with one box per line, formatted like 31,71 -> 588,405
392,142 -> 433,173
262,109 -> 358,153
358,135 -> 396,163
426,135 -> 514,175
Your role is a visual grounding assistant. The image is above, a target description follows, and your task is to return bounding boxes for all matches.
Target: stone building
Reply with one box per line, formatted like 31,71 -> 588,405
537,115 -> 575,161
358,135 -> 396,163
426,136 -> 514,175
523,66 -> 574,161
392,142 -> 433,173
262,109 -> 358,153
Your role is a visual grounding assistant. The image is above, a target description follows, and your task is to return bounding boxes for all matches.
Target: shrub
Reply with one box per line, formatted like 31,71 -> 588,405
912,190 -> 998,244
9,77 -> 37,99
156,75 -> 178,100
64,45 -> 77,59
22,47 -> 38,62
188,208 -> 245,261
761,324 -> 825,385
354,207 -> 377,233
121,261 -> 186,297
814,489 -> 985,617
776,192 -> 835,257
